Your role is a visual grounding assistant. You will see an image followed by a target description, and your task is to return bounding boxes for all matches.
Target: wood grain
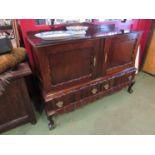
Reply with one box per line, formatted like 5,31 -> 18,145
0,63 -> 36,133
27,28 -> 141,128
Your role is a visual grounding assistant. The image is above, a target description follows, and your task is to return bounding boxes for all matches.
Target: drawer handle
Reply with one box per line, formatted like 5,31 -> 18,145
105,53 -> 108,63
104,83 -> 109,90
128,75 -> 132,80
93,57 -> 96,67
56,101 -> 64,108
91,88 -> 97,94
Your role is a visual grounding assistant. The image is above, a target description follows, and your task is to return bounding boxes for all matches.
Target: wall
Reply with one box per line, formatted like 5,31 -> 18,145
132,19 -> 153,64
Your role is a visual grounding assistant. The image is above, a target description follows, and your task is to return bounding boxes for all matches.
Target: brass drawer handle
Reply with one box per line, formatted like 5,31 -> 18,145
92,88 -> 97,94
56,101 -> 64,108
104,83 -> 109,90
128,75 -> 132,80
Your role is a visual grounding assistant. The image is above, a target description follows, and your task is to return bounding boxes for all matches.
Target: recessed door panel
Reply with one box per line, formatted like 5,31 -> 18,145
45,39 -> 101,89
104,33 -> 139,73
49,47 -> 94,85
107,40 -> 136,68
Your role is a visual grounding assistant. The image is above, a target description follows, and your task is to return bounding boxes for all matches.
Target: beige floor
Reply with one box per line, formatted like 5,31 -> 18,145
2,72 -> 155,135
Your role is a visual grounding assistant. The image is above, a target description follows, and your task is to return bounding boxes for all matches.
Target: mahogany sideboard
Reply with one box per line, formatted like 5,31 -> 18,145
27,28 -> 142,129
0,63 -> 36,133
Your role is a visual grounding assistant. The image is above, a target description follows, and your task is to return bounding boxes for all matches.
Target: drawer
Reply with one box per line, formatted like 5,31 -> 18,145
110,74 -> 124,87
80,82 -> 102,98
46,82 -> 103,111
46,91 -> 77,111
101,79 -> 111,91
45,71 -> 136,112
110,71 -> 135,87
122,72 -> 135,83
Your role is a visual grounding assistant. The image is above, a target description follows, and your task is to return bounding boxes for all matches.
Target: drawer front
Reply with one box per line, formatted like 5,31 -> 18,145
81,82 -> 102,98
110,70 -> 136,87
122,71 -> 135,83
45,70 -> 136,113
46,79 -> 112,111
46,91 -> 77,111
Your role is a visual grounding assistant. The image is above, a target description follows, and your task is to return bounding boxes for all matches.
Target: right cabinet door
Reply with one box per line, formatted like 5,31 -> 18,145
104,32 -> 140,74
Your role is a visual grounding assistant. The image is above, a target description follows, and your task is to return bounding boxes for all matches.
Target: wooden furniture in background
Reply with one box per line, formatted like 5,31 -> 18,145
0,19 -> 20,48
0,63 -> 36,133
27,27 -> 141,129
12,19 -> 20,47
143,23 -> 155,75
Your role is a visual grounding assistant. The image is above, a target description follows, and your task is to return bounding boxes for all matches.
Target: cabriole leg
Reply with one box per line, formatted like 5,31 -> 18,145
128,81 -> 135,94
48,116 -> 56,130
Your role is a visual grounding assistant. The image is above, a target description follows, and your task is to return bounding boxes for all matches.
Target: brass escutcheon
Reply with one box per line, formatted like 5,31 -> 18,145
104,83 -> 109,90
92,88 -> 97,94
128,75 -> 132,80
56,101 -> 64,108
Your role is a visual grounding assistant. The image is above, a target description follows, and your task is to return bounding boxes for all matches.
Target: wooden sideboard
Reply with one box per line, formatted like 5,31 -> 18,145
27,28 -> 142,129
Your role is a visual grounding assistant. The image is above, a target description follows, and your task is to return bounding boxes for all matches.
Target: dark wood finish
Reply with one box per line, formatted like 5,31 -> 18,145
0,63 -> 36,133
104,33 -> 140,74
45,68 -> 136,114
128,81 -> 135,93
27,28 -> 141,129
34,39 -> 103,92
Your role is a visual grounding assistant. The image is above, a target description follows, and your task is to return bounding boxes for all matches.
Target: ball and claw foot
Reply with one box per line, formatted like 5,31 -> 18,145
128,81 -> 135,94
128,88 -> 133,94
48,118 -> 56,130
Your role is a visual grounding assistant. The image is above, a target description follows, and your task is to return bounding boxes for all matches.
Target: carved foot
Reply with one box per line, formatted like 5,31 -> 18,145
48,117 -> 56,130
128,81 -> 135,94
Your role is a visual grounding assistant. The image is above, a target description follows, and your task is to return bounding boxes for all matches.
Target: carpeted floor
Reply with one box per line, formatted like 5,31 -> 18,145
1,72 -> 155,135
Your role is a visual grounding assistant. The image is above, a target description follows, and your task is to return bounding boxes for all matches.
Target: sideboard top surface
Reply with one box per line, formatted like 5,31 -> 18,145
27,27 -> 141,48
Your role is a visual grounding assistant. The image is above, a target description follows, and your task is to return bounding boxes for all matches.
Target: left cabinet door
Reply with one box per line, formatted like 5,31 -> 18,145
36,39 -> 101,91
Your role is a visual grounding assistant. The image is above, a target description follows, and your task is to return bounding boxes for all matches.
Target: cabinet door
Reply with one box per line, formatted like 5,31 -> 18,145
41,39 -> 101,91
104,33 -> 140,74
